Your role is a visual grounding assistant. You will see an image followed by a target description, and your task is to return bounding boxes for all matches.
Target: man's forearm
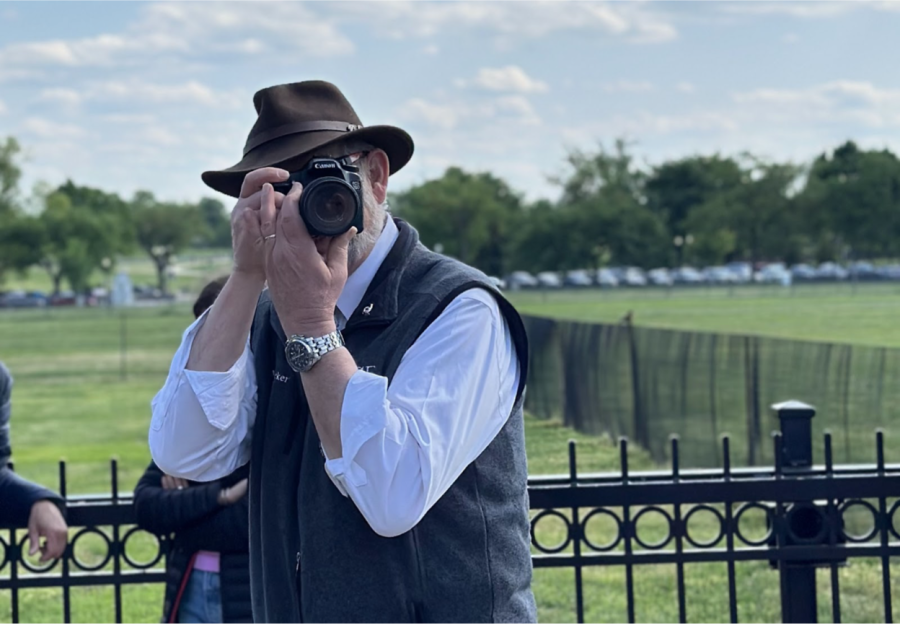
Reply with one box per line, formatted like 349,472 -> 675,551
297,341 -> 358,459
187,271 -> 265,372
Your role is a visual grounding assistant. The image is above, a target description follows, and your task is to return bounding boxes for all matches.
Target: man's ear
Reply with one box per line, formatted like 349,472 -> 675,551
366,149 -> 390,205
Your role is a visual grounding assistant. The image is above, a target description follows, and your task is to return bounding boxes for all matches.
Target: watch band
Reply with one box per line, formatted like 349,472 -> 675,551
307,330 -> 344,358
285,330 -> 345,373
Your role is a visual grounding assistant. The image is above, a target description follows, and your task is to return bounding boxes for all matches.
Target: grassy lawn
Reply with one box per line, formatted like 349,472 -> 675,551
507,282 -> 900,348
2,290 -> 898,622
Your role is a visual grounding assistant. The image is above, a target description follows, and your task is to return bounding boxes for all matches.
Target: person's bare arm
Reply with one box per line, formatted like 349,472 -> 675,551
186,168 -> 288,372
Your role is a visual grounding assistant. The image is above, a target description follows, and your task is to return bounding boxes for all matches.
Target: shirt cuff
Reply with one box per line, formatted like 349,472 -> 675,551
182,314 -> 252,431
322,370 -> 389,489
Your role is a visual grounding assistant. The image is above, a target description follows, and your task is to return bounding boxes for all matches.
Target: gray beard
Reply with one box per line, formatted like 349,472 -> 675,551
348,200 -> 387,268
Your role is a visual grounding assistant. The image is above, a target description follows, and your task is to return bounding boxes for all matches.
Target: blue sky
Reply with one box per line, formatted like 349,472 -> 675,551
2,1 -> 900,206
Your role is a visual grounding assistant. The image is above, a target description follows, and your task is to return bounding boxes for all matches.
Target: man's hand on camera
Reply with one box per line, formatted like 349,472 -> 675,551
232,167 -> 289,283
260,181 -> 356,337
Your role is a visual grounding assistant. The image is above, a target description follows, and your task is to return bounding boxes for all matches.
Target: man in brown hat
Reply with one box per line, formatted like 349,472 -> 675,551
150,81 -> 536,622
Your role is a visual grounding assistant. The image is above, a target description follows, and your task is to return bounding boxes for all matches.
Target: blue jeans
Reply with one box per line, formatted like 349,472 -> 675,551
177,570 -> 223,623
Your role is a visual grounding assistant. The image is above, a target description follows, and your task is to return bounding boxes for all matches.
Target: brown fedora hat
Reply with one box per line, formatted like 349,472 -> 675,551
202,80 -> 414,198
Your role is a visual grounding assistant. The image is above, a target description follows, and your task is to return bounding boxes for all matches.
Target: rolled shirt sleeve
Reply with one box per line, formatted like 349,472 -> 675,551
148,310 -> 257,482
323,288 -> 520,537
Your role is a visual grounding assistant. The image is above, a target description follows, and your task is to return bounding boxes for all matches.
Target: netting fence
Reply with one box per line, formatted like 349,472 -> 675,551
523,314 -> 900,468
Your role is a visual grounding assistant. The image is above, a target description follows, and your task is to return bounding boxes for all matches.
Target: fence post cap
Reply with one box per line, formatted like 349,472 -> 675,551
771,400 -> 816,418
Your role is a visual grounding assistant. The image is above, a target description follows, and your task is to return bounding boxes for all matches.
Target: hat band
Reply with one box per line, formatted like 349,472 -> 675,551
243,120 -> 363,156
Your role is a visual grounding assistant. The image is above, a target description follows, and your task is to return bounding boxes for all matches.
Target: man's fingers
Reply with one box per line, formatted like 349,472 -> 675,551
27,522 -> 39,556
239,167 -> 290,199
161,475 -> 172,490
260,183 -> 278,241
326,227 -> 357,273
277,182 -> 306,237
41,528 -> 67,562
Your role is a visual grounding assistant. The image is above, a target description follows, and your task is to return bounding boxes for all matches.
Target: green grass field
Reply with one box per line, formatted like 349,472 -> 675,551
507,282 -> 900,347
2,283 -> 899,622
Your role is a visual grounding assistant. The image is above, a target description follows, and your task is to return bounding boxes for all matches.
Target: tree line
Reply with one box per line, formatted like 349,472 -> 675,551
2,134 -> 899,294
0,137 -> 230,295
393,139 -> 900,277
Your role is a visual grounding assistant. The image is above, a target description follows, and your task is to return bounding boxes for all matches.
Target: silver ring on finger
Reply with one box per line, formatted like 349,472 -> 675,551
264,234 -> 276,241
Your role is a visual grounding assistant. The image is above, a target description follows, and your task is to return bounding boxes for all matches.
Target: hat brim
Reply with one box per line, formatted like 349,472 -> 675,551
201,125 -> 414,198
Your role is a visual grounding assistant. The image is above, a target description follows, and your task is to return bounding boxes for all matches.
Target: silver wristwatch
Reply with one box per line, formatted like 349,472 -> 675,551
284,331 -> 345,373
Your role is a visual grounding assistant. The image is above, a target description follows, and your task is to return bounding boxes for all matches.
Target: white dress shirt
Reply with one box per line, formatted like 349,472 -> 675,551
149,217 -> 520,537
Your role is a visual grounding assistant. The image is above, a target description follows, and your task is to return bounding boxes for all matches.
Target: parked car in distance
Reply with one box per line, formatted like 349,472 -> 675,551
536,271 -> 563,289
725,262 -> 753,283
0,290 -> 47,308
790,263 -> 818,281
564,269 -> 594,288
816,262 -> 849,281
847,261 -> 880,281
48,290 -> 78,306
672,267 -> 705,284
704,266 -> 740,285
506,271 -> 539,290
877,264 -> 900,280
596,268 -> 619,288
620,267 -> 647,287
755,263 -> 792,285
647,268 -> 673,286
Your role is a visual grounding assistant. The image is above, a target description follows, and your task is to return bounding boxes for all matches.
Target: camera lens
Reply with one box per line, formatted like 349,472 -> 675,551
300,180 -> 360,236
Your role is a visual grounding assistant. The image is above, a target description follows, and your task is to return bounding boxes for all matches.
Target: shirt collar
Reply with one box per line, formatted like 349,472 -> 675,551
336,215 -> 399,321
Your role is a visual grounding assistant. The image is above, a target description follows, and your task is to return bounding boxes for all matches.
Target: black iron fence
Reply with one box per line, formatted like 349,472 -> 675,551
3,403 -> 900,623
522,314 -> 900,468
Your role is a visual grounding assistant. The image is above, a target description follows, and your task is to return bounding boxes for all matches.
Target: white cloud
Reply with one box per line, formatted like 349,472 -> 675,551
21,117 -> 86,140
0,33 -> 188,69
400,93 -> 542,131
676,82 -> 695,94
401,98 -> 461,130
783,33 -> 800,44
0,2 -> 352,78
339,1 -> 677,44
39,88 -> 82,106
602,80 -> 655,93
472,66 -> 548,94
0,99 -> 6,115
423,44 -> 440,55
719,2 -> 855,18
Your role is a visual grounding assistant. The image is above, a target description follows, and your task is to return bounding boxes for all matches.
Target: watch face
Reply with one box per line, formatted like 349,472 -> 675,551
286,338 -> 316,372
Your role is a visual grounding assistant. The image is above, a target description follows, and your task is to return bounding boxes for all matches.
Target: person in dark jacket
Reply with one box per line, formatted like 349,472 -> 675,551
0,360 -> 68,562
134,276 -> 252,623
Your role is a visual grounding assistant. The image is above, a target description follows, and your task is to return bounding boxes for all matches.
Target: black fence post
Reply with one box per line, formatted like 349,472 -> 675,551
773,400 -> 818,623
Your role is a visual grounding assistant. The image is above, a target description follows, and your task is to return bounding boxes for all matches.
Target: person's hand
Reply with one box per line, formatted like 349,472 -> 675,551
161,475 -> 189,490
260,182 -> 356,337
217,478 -> 249,506
231,168 -> 289,282
27,500 -> 68,563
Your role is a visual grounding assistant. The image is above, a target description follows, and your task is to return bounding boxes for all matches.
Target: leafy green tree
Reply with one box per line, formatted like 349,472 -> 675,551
392,167 -> 524,276
0,137 -> 22,218
800,141 -> 900,260
544,140 -> 670,270
197,197 -> 232,248
132,191 -> 203,295
645,155 -> 743,265
687,157 -> 803,267
35,192 -> 121,294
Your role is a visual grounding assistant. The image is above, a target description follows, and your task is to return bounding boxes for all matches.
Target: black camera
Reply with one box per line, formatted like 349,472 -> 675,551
272,155 -> 364,237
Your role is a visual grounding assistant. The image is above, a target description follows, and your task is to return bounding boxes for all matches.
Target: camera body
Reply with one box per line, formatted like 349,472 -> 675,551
272,156 -> 364,237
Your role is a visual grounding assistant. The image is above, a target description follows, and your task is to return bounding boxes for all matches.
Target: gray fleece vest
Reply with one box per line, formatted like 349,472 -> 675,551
247,219 -> 536,623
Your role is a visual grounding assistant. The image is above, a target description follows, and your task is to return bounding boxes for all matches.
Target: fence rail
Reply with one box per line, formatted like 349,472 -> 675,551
3,403 -> 900,623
